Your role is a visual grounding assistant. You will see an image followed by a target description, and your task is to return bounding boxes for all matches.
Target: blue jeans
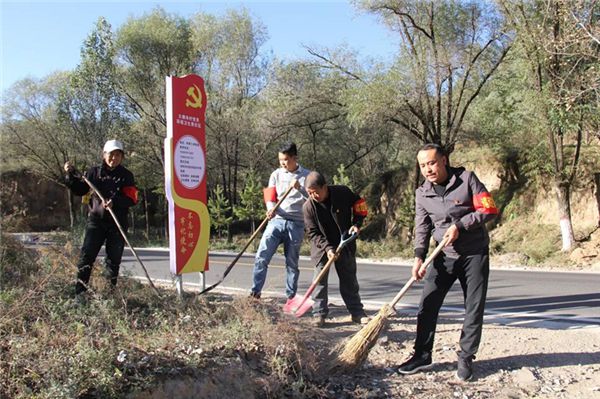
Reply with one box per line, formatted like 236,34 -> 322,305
251,218 -> 304,298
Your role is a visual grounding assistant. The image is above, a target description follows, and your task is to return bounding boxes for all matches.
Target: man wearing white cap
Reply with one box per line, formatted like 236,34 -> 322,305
64,139 -> 138,296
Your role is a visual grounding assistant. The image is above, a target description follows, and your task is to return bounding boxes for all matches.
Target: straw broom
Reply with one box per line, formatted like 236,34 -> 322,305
329,239 -> 448,373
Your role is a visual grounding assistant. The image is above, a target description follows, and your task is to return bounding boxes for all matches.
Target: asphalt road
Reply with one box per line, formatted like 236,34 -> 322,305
120,248 -> 600,329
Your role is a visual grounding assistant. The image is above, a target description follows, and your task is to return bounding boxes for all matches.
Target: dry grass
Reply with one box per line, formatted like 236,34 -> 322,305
328,305 -> 393,374
490,217 -> 562,264
0,235 -> 326,399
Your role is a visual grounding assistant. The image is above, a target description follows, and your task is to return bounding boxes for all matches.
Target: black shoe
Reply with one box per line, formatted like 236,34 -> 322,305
312,315 -> 327,328
249,291 -> 261,299
397,352 -> 433,375
350,313 -> 370,324
456,355 -> 474,381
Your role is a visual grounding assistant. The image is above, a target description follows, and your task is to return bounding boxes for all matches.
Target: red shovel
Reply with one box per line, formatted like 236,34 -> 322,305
284,231 -> 358,317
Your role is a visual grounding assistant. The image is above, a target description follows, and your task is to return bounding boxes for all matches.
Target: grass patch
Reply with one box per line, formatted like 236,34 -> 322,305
356,237 -> 412,260
208,234 -> 412,260
490,218 -> 562,264
0,235 -> 326,398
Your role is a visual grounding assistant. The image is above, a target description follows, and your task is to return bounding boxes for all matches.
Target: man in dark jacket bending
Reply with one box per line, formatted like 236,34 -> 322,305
64,139 -> 138,296
398,143 -> 498,381
302,171 -> 369,327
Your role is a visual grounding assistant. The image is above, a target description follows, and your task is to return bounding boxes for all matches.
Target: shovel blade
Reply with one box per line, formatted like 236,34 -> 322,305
283,295 -> 314,318
293,298 -> 314,317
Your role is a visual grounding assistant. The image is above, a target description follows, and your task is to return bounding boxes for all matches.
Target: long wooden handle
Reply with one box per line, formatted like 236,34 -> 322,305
388,238 -> 448,309
231,181 -> 297,262
293,253 -> 336,311
199,180 -> 298,295
292,232 -> 357,312
79,174 -> 161,297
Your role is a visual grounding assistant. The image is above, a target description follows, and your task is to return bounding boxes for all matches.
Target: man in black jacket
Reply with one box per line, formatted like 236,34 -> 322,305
64,139 -> 138,296
302,171 -> 368,327
398,143 -> 498,381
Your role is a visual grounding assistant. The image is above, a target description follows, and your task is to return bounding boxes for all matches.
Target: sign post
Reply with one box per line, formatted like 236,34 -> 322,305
164,75 -> 210,296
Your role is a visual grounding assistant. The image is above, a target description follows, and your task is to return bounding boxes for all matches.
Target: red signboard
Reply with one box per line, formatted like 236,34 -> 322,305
164,75 -> 210,274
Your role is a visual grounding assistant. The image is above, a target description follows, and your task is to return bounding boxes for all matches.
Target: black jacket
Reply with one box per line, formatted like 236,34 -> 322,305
65,163 -> 138,228
303,185 -> 367,264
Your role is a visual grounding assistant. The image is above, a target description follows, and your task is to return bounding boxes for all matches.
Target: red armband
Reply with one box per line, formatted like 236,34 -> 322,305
352,198 -> 368,217
473,192 -> 498,214
122,186 -> 139,205
263,186 -> 277,203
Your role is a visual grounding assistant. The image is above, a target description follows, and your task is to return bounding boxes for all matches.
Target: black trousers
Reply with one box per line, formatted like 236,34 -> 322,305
414,251 -> 489,359
75,218 -> 125,294
311,252 -> 365,317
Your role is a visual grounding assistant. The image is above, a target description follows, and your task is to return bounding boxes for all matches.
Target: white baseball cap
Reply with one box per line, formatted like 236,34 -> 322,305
103,139 -> 124,153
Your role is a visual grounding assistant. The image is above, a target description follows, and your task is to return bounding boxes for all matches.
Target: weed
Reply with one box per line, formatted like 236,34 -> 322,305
0,238 -> 326,398
357,237 -> 412,259
490,218 -> 561,264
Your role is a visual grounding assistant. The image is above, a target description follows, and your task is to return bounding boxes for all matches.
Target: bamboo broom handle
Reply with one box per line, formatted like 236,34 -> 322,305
293,252 -> 337,310
388,238 -> 448,309
292,232 -> 357,313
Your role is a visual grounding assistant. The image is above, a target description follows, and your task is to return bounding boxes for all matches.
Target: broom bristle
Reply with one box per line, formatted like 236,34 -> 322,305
328,304 -> 393,373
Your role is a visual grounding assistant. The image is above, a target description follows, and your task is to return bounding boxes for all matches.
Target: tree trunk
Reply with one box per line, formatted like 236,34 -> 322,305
554,181 -> 575,251
164,198 -> 169,241
401,162 -> 422,244
594,173 -> 600,228
233,136 -> 239,205
144,188 -> 150,240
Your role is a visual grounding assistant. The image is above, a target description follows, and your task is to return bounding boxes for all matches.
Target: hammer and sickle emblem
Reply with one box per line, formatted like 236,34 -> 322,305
185,84 -> 203,108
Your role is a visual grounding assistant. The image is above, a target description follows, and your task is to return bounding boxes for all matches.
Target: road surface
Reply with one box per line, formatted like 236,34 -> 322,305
121,248 -> 600,329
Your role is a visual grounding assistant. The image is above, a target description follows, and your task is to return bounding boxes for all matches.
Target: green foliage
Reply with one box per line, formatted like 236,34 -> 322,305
190,8 -> 271,203
351,0 -> 511,150
0,73 -> 79,183
1,2 -> 598,259
495,0 -> 600,250
233,171 -> 264,233
394,183 -> 416,234
332,164 -> 352,189
115,8 -> 195,191
116,8 -> 194,79
208,185 -> 233,237
62,16 -> 125,161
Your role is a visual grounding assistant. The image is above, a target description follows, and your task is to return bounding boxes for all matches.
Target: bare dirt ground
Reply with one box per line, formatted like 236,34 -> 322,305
296,302 -> 600,399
